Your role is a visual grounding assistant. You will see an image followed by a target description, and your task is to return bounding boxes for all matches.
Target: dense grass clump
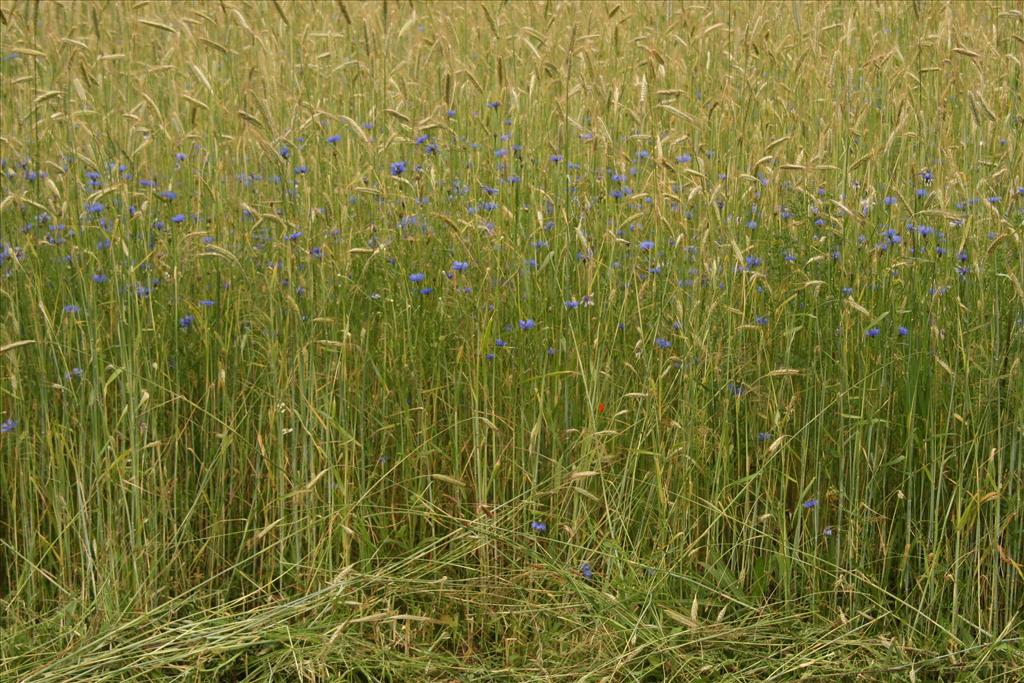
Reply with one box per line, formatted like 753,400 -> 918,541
1,1 -> 1022,680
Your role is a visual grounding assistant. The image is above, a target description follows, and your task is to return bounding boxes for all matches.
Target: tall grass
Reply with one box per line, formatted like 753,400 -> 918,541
1,1 -> 1022,680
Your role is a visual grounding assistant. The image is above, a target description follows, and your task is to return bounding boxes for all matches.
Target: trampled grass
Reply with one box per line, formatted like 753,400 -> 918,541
1,1 -> 1022,680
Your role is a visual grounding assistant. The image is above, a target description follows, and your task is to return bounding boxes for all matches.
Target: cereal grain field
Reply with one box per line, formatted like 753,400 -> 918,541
1,1 -> 1023,681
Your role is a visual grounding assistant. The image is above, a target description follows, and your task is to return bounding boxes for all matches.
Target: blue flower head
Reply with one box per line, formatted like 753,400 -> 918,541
390,161 -> 406,176
409,272 -> 425,283
1,418 -> 16,433
530,521 -> 547,533
518,319 -> 536,330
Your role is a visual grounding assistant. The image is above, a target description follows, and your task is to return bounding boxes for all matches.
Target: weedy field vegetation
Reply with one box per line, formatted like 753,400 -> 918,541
1,1 -> 1022,681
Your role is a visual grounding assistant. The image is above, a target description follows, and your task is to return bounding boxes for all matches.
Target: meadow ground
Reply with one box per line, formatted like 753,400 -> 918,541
1,1 -> 1022,681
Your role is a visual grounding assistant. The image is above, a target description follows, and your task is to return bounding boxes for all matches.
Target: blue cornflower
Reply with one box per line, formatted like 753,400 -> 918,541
158,190 -> 177,201
170,213 -> 185,224
897,326 -> 909,337
549,154 -> 563,163
415,134 -> 429,145
580,562 -> 593,579
0,418 -> 15,433
419,287 -> 432,295
639,240 -> 655,251
179,315 -> 195,329
85,202 -> 103,214
495,339 -> 507,348
486,101 -> 500,110
519,319 -> 536,330
446,109 -> 456,118
175,152 -> 186,161
565,299 -> 579,310
745,255 -> 761,269
485,352 -> 495,361
802,498 -> 818,509
409,272 -> 425,283
755,315 -> 769,326
326,134 -> 341,144
279,146 -> 290,159
390,161 -> 406,176
63,304 -> 80,314
758,431 -> 773,442
92,273 -> 108,283
866,328 -> 880,338
285,231 -> 303,241
452,260 -> 469,272
530,521 -> 547,533
199,299 -> 215,307
655,338 -> 671,349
